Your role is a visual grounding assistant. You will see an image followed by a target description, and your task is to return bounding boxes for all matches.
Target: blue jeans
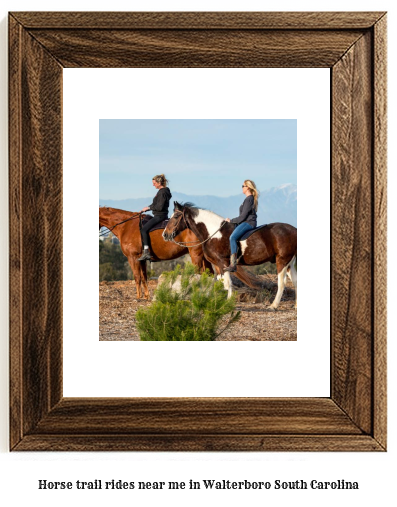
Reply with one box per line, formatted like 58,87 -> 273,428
229,222 -> 253,255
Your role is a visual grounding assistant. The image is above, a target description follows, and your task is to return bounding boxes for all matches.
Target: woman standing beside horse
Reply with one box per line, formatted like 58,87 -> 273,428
138,174 -> 172,261
224,179 -> 259,272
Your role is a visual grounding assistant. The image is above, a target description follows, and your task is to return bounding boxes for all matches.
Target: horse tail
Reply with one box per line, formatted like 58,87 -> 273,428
234,266 -> 275,291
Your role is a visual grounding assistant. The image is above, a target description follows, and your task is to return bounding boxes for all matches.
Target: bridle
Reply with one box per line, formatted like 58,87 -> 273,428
99,211 -> 142,237
169,209 -> 227,247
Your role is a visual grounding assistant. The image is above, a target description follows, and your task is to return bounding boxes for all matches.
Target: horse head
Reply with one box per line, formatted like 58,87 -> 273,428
162,202 -> 185,241
162,202 -> 196,241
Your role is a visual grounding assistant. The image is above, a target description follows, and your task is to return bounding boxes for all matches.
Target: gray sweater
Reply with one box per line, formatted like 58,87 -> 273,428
230,195 -> 257,228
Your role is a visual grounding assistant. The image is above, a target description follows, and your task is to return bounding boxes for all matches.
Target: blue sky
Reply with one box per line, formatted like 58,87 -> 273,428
99,119 -> 296,200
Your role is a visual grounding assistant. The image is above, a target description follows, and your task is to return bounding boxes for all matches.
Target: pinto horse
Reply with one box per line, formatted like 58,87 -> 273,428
99,206 -> 213,299
163,202 -> 297,310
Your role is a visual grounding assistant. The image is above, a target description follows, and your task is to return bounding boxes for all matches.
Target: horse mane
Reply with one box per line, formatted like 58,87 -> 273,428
180,202 -> 229,223
179,202 -> 201,217
182,201 -> 198,209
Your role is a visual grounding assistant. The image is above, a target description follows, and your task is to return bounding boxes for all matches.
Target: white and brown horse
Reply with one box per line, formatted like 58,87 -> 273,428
99,206 -> 213,299
163,202 -> 297,309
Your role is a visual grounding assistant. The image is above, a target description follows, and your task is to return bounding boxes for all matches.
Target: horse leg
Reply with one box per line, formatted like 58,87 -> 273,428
212,264 -> 222,281
286,255 -> 297,309
269,258 -> 290,310
218,260 -> 234,298
129,256 -> 143,299
202,257 -> 214,274
189,247 -> 214,274
221,270 -> 233,298
189,248 -> 205,273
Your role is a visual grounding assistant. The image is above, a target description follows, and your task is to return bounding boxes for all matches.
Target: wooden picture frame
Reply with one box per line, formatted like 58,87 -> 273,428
9,11 -> 387,451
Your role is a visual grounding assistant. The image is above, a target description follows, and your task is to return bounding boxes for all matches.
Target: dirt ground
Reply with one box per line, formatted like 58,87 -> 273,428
99,275 -> 297,341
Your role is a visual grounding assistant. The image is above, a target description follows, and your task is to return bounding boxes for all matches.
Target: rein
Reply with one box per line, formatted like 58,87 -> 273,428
99,212 -> 142,237
170,210 -> 227,247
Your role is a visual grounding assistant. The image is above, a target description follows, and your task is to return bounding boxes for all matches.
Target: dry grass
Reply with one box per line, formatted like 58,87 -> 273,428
99,275 -> 297,342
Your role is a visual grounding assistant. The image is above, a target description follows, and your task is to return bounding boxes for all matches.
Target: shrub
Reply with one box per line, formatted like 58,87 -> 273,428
136,263 -> 241,341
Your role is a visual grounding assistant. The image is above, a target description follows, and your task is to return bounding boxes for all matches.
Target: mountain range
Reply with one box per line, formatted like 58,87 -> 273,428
99,183 -> 297,227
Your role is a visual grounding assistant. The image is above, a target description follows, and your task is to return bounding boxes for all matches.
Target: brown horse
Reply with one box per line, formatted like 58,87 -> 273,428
163,202 -> 297,309
99,206 -> 213,299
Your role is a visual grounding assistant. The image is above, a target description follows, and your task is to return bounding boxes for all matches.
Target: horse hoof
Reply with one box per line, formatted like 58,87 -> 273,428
269,305 -> 277,312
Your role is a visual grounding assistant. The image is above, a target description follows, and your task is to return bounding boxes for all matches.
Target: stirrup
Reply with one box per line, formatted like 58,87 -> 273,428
138,250 -> 151,261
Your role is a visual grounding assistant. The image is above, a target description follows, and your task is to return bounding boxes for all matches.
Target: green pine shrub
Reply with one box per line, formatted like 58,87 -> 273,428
136,263 -> 241,341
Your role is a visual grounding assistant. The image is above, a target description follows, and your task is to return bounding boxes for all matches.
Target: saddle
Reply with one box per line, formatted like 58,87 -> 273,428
140,214 -> 169,233
239,223 -> 268,242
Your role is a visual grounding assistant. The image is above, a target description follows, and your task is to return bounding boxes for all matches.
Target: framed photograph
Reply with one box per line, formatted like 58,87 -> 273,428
9,11 -> 387,451
97,117 -> 299,343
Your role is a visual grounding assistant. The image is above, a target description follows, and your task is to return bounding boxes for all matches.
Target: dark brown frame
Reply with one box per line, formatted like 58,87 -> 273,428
9,12 -> 387,451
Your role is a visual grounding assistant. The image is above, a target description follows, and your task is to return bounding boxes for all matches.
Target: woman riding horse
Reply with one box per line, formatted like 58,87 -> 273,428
163,201 -> 297,310
224,179 -> 259,272
138,173 -> 172,261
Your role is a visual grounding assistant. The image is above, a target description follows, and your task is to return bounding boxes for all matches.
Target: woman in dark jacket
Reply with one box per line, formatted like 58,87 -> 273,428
224,180 -> 259,272
138,174 -> 172,261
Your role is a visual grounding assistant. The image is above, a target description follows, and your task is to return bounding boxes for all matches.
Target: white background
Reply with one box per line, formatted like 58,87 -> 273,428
0,1 -> 395,507
63,68 -> 330,397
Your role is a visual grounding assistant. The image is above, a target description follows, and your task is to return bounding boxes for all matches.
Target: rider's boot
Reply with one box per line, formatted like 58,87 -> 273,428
138,246 -> 152,261
224,253 -> 237,272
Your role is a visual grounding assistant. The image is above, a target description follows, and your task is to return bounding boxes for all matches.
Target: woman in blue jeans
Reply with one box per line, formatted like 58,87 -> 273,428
224,180 -> 259,272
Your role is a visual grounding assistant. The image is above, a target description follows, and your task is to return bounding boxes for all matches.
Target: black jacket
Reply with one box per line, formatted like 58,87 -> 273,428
148,187 -> 172,217
230,195 -> 257,228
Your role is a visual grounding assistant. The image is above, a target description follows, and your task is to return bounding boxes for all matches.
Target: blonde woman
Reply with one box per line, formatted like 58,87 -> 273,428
224,180 -> 259,272
138,174 -> 172,261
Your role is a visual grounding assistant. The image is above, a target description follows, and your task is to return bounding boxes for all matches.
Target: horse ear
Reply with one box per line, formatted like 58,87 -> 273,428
174,201 -> 183,211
